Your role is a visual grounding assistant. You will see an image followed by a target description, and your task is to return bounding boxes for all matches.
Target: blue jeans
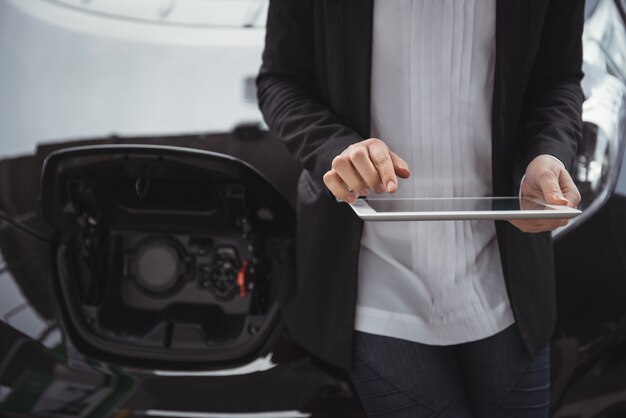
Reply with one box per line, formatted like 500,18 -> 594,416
348,325 -> 550,417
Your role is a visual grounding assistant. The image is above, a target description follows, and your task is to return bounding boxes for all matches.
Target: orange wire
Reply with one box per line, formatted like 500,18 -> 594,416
237,260 -> 249,298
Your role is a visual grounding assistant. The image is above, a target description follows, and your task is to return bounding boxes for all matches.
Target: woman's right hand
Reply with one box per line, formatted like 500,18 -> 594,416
323,138 -> 412,204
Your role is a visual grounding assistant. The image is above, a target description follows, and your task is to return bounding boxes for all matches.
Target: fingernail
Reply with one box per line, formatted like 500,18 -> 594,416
375,184 -> 386,194
387,181 -> 397,192
360,187 -> 369,196
346,195 -> 356,204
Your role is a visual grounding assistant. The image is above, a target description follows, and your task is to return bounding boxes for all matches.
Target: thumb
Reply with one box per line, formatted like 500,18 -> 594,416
390,151 -> 411,179
539,171 -> 568,205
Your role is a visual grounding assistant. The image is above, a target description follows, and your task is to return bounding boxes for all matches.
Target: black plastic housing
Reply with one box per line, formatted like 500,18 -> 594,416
40,145 -> 295,368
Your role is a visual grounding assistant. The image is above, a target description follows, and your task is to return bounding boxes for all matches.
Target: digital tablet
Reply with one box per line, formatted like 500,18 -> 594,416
349,197 -> 581,221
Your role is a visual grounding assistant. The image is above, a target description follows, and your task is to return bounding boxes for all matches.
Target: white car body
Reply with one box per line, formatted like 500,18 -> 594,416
0,0 -> 268,158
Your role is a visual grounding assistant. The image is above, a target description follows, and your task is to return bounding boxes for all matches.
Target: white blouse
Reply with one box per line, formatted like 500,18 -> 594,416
355,0 -> 515,345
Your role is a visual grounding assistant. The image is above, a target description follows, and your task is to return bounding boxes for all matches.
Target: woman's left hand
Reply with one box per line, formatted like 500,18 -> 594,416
509,155 -> 581,233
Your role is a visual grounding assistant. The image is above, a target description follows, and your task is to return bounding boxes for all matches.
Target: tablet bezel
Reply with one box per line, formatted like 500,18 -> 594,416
349,196 -> 581,221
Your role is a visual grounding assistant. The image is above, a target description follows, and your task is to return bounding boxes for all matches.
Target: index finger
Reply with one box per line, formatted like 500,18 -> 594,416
367,142 -> 397,192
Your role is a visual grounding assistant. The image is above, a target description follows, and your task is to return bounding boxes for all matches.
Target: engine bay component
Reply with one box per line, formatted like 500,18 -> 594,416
40,145 -> 295,367
237,259 -> 250,298
205,246 -> 242,300
128,237 -> 190,296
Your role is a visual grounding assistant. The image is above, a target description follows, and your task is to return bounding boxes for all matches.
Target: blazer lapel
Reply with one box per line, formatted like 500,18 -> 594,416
323,0 -> 374,139
492,0 -> 534,195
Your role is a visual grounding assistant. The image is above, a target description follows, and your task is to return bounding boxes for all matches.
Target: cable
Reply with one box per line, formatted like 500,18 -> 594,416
0,210 -> 54,245
38,324 -> 59,343
2,302 -> 29,322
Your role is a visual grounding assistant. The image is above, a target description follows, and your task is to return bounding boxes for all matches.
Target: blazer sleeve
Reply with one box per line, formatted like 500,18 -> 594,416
519,0 -> 585,174
256,0 -> 363,183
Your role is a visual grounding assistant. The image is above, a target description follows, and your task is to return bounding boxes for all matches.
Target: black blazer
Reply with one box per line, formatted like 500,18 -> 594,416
257,0 -> 584,370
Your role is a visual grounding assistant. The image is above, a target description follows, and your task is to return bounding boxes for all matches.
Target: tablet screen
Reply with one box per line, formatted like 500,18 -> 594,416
365,197 -> 554,213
